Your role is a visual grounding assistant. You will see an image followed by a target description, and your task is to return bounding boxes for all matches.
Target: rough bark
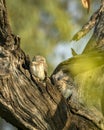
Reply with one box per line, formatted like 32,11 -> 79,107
0,0 -> 103,130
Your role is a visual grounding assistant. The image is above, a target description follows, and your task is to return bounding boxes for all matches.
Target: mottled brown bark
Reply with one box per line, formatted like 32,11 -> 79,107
0,0 -> 103,130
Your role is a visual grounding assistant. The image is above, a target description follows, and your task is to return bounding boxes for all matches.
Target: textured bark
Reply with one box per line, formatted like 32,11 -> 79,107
0,0 -> 103,130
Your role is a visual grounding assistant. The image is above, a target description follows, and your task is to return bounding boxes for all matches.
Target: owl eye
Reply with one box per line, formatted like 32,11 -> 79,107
81,0 -> 90,12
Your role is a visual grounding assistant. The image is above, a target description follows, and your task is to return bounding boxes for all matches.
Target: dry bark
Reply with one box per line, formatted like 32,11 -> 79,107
0,0 -> 103,130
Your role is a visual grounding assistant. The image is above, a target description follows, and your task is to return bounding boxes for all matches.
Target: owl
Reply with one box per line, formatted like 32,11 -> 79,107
30,55 -> 47,81
51,70 -> 75,99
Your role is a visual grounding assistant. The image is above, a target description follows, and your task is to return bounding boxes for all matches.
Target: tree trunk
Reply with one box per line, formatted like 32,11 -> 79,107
0,0 -> 104,130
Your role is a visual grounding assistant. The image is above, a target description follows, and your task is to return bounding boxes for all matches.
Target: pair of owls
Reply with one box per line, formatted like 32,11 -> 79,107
30,55 -> 73,99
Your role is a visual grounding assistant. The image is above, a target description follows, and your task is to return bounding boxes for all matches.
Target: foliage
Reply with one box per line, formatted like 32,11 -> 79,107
6,0 -> 98,71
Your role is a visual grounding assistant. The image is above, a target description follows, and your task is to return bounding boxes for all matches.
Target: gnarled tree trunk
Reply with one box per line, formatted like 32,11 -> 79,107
0,0 -> 104,130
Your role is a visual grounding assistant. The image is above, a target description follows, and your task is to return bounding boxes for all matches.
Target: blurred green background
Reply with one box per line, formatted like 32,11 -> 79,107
6,0 -> 99,73
1,0 -> 99,129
